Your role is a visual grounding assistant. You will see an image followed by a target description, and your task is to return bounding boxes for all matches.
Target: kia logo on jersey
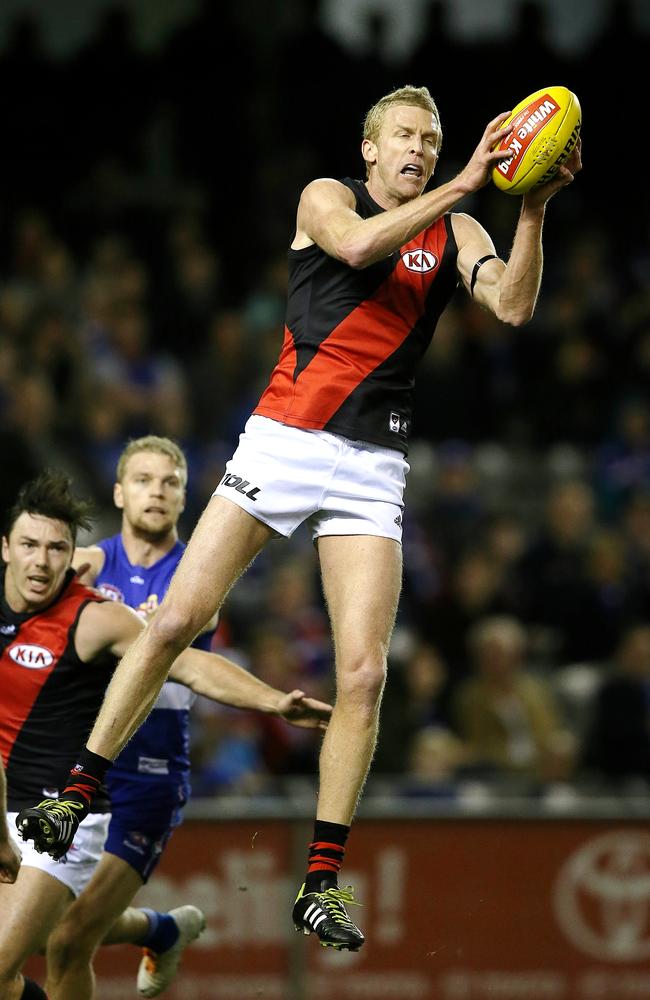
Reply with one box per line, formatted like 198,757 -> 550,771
8,643 -> 54,669
401,249 -> 438,273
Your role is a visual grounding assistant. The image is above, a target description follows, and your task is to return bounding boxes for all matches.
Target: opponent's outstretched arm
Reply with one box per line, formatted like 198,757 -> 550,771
169,647 -> 331,729
77,601 -> 330,742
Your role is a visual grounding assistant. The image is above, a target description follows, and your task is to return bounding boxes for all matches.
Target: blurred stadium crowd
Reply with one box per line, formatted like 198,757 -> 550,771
1,1 -> 649,804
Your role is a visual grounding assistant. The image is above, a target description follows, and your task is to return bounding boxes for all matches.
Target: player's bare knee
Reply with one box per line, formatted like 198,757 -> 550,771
337,657 -> 386,711
147,602 -> 202,653
47,912 -> 96,969
46,934 -> 73,979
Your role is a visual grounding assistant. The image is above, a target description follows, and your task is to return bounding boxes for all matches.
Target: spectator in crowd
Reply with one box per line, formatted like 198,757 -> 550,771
482,512 -> 529,611
90,302 -> 188,440
581,624 -> 650,787
401,725 -> 467,799
375,641 -> 449,773
422,440 -> 485,564
421,548 -> 515,681
594,396 -> 650,519
517,479 -> 597,663
575,528 -> 640,661
452,616 -> 575,788
622,490 -> 650,612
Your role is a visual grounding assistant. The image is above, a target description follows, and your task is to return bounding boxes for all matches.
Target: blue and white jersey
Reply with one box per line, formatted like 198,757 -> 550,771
95,534 -> 213,783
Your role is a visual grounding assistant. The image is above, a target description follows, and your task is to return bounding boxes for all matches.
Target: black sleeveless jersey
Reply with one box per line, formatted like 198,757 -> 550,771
0,570 -> 116,812
254,177 -> 459,454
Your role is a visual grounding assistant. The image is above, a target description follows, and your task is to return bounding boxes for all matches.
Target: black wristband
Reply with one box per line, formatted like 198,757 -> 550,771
470,254 -> 498,296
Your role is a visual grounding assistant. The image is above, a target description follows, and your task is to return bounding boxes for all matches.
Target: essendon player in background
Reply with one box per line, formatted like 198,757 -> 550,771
2,472 -> 330,1000
0,473 -> 98,1000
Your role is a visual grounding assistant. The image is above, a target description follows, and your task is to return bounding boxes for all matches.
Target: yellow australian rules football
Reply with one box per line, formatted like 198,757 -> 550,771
492,86 -> 581,195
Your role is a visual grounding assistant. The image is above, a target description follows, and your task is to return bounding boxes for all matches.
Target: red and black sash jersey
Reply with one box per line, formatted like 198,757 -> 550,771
253,177 -> 459,454
0,569 -> 117,812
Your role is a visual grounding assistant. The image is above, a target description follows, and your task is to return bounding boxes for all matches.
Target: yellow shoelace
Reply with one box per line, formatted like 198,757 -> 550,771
319,886 -> 361,927
35,798 -> 86,820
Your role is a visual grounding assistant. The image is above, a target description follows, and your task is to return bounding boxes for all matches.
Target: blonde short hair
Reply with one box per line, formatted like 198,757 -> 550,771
116,435 -> 188,486
363,85 -> 442,148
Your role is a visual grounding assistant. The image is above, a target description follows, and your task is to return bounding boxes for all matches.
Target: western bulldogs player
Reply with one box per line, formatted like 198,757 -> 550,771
55,436 -> 212,999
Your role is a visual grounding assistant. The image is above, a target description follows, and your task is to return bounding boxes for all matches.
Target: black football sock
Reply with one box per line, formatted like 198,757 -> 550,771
61,747 -> 112,811
304,819 -> 350,893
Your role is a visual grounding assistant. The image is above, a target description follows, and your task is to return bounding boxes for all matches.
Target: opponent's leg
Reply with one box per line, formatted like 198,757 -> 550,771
134,905 -> 206,998
101,788 -> 205,999
292,534 -> 402,950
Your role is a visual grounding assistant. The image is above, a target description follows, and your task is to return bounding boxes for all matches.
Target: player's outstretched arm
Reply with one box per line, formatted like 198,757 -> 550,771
169,649 -> 331,729
0,760 -> 21,883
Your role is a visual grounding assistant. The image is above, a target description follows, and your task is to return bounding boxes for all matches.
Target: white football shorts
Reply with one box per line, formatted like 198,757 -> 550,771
213,415 -> 409,542
9,811 -> 110,897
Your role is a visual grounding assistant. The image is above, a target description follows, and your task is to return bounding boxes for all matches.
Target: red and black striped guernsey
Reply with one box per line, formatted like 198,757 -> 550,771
0,570 -> 117,812
253,177 -> 459,455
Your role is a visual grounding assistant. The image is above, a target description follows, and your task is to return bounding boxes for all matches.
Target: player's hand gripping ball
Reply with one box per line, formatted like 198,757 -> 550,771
492,86 -> 581,195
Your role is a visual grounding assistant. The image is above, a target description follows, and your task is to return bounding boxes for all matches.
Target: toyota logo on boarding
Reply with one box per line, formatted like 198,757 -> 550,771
402,249 -> 438,273
8,643 -> 55,669
554,830 -> 650,961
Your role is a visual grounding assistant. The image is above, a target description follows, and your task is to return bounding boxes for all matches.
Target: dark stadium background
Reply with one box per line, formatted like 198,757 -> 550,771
7,2 -> 650,998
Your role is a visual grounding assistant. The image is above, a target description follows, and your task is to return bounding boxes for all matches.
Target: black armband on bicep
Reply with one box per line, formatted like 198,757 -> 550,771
470,254 -> 499,296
